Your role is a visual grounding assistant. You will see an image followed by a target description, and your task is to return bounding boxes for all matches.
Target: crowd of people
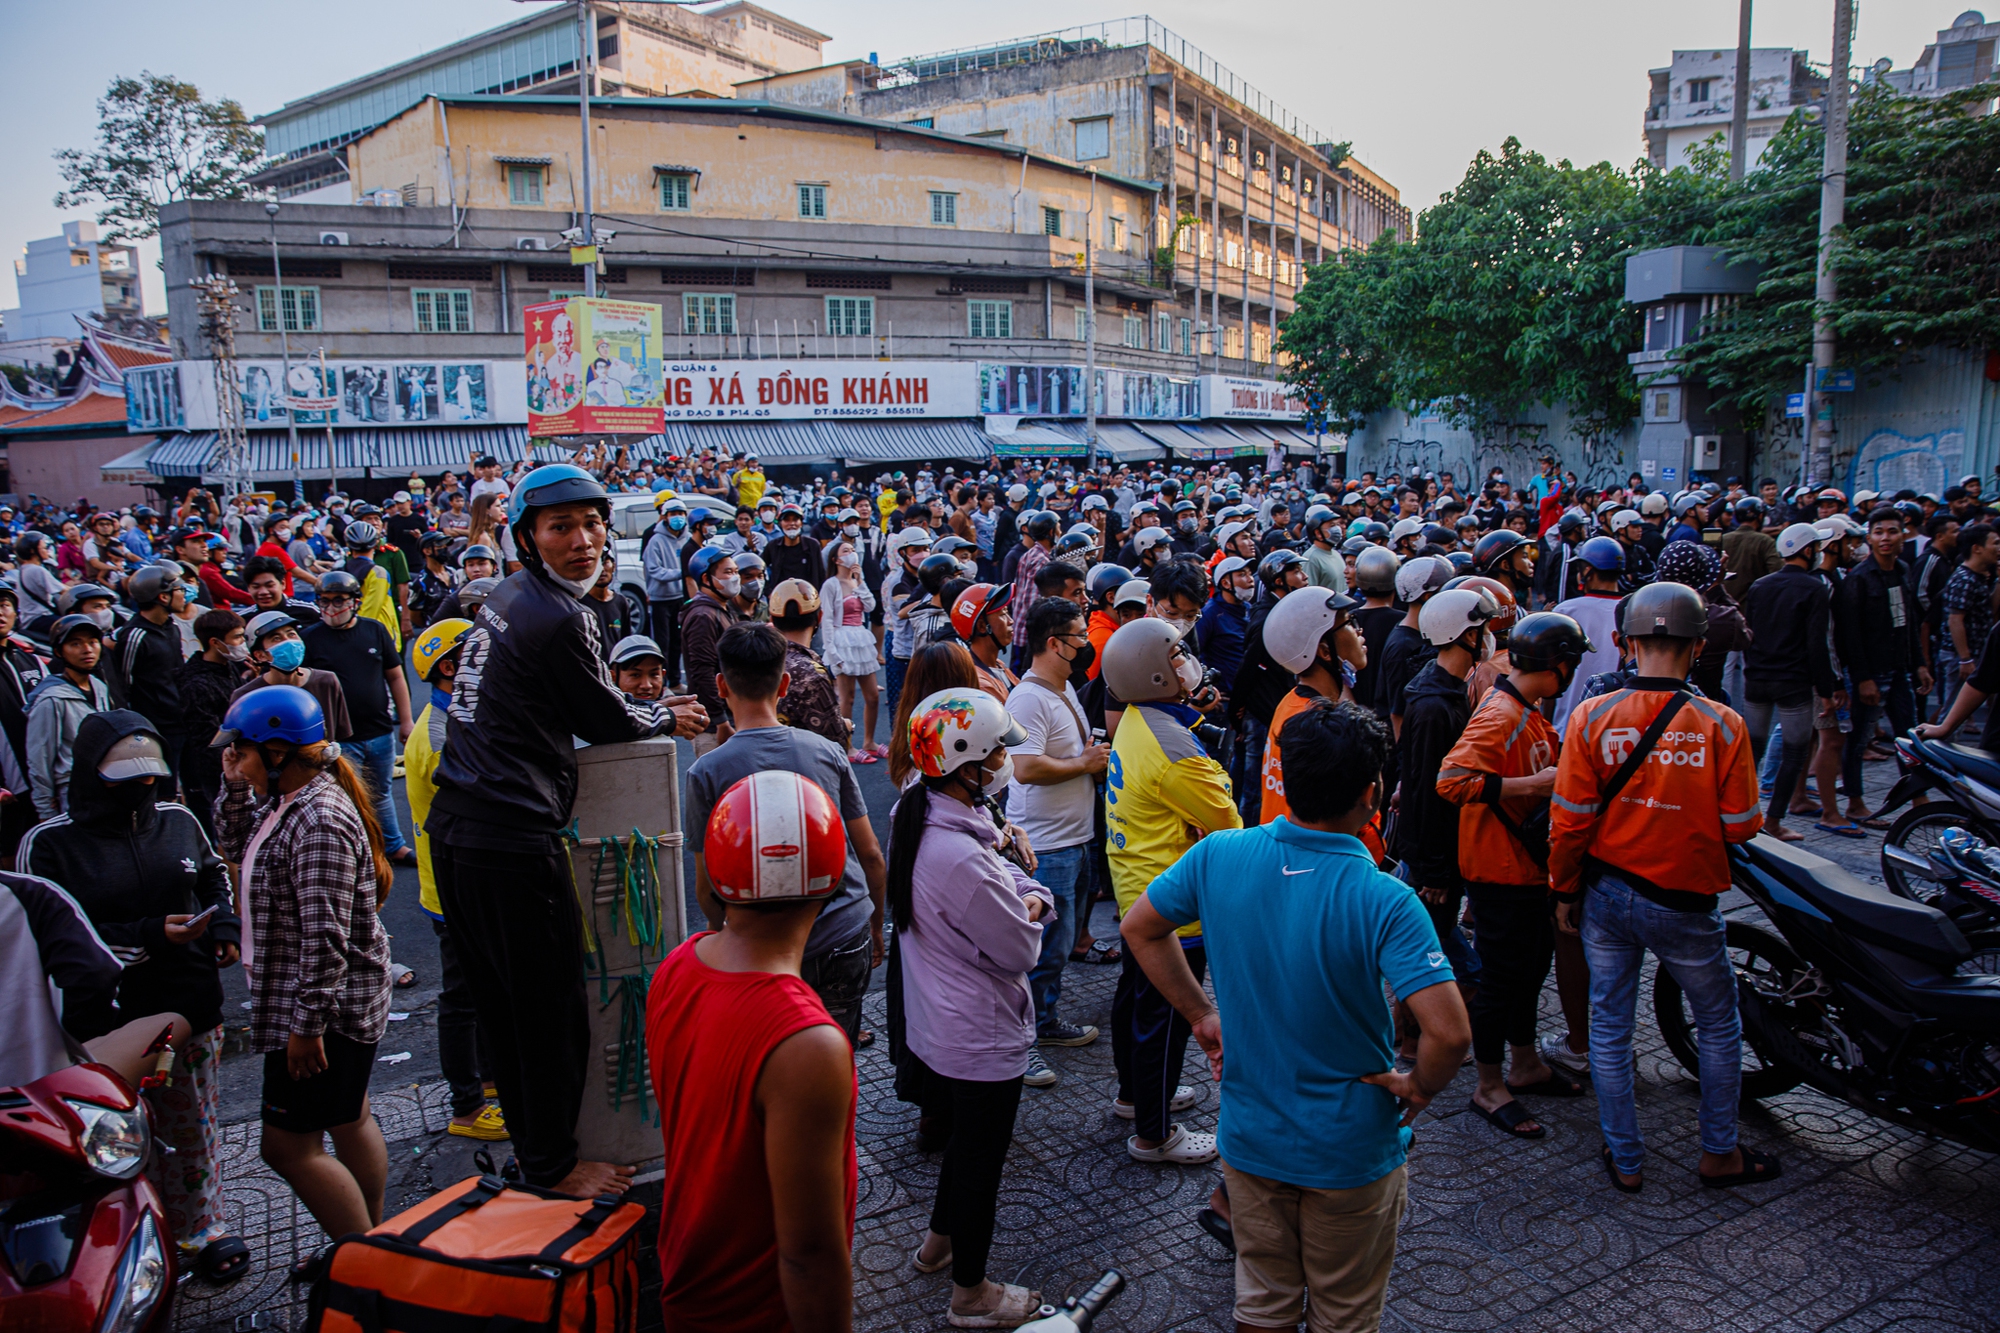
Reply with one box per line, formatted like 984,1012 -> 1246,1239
5,441 -> 1999,1329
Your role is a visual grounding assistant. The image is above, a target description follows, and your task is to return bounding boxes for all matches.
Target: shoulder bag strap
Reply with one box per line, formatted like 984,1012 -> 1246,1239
1596,690 -> 1691,813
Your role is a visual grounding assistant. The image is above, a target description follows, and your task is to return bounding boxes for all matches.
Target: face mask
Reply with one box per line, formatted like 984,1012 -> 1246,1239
1232,577 -> 1256,599
667,516 -> 686,532
1067,639 -> 1096,686
223,642 -> 250,663
1174,653 -> 1204,693
268,639 -> 306,672
1179,517 -> 1197,532
958,558 -> 978,578
782,523 -> 802,538
843,524 -> 861,538
839,550 -> 861,569
741,580 -> 763,601
89,608 -> 115,630
714,574 -> 742,598
272,529 -> 291,545
545,553 -> 603,599
981,755 -> 1015,794
1481,630 -> 1497,660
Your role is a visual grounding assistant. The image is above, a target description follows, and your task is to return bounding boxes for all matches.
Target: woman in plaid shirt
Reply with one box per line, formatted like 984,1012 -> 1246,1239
212,684 -> 395,1245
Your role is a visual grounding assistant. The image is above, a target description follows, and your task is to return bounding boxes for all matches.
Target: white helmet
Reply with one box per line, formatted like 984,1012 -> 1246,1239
1389,517 -> 1424,546
1612,508 -> 1641,529
1133,527 -> 1175,556
1213,521 -> 1251,550
1112,578 -> 1151,609
906,688 -> 1028,780
1394,554 -> 1451,605
1213,555 -> 1253,583
1100,617 -> 1193,703
1263,587 -> 1361,674
1776,522 -> 1824,559
1419,587 -> 1498,648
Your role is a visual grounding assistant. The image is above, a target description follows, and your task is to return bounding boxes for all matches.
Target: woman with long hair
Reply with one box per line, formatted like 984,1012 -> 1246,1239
889,688 -> 1052,1327
466,493 -> 503,551
818,536 -> 882,761
886,640 -> 979,788
212,684 -> 395,1245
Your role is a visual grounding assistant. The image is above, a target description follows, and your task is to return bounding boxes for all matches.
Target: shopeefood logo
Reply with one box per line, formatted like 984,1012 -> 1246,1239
1601,726 -> 1708,766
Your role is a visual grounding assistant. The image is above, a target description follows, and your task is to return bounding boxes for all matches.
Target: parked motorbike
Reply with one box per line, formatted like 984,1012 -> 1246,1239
1650,834 -> 2000,1152
1017,1271 -> 1124,1332
1876,732 -> 2000,882
0,1060 -> 176,1332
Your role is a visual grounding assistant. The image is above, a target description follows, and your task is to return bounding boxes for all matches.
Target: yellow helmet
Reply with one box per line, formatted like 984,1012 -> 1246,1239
413,618 -> 474,682
652,488 -> 679,509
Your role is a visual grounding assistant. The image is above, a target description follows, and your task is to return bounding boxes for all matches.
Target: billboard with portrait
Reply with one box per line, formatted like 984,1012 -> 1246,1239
525,297 -> 665,435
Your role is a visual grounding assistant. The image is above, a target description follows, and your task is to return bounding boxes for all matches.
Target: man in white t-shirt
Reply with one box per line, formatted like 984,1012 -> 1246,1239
1007,594 -> 1111,1087
468,455 -> 511,513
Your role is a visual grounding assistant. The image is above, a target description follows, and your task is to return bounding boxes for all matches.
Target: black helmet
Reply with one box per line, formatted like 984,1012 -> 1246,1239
1507,612 -> 1594,675
1054,530 -> 1095,559
420,529 -> 453,551
917,550 -> 960,594
1733,496 -> 1764,521
126,564 -> 182,607
1085,563 -> 1132,603
1624,580 -> 1708,639
1023,510 -> 1059,540
1557,511 -> 1587,535
1303,504 -> 1338,540
1473,529 -> 1530,574
1257,549 -> 1303,590
318,569 -> 363,599
1421,523 -> 1456,547
1362,521 -> 1390,545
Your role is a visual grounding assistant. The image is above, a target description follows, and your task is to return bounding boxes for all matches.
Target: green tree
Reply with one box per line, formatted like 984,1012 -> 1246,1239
54,73 -> 264,242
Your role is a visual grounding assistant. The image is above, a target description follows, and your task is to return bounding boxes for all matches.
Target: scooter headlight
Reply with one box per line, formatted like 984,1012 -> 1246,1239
64,1099 -> 150,1179
95,1211 -> 167,1333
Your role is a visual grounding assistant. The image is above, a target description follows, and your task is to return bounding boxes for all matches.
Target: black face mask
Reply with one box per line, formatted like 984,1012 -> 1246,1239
99,779 -> 154,813
1066,639 -> 1096,688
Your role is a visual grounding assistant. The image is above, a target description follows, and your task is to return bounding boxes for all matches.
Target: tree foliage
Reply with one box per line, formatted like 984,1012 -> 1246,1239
1282,83 -> 2000,434
54,73 -> 264,242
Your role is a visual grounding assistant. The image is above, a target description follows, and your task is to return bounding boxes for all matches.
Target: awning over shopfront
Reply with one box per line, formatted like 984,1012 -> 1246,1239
99,439 -> 163,485
1091,423 -> 1167,462
147,427 -> 540,482
987,423 -> 1087,458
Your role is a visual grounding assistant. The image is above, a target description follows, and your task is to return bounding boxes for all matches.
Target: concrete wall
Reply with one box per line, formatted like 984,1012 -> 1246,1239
9,431 -> 153,507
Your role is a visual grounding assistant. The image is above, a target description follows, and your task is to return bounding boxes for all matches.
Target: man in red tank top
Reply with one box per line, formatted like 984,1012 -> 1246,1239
648,771 -> 858,1331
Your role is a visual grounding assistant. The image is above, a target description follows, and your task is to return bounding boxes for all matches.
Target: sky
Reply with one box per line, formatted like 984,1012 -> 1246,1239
0,0 -> 1953,318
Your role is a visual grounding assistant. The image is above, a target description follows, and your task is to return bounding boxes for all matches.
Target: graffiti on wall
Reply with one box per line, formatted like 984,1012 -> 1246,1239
1372,429 -> 1628,494
1847,428 -> 1965,498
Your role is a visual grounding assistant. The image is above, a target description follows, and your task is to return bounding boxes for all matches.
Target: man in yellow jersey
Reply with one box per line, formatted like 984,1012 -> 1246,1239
402,617 -> 505,1141
1099,616 -> 1241,1165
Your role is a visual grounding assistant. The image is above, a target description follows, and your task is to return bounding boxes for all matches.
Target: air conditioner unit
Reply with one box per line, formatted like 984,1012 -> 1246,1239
1693,434 -> 1723,469
318,231 -> 349,246
515,237 -> 549,251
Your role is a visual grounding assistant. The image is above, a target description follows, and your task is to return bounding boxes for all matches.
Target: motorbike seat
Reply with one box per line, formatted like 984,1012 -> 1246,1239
1932,742 -> 2000,791
1743,835 -> 1973,970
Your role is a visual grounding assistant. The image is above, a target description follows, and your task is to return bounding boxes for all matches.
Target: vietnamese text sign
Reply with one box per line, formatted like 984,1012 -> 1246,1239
656,361 -> 978,420
1198,375 -> 1306,420
526,297 -> 665,435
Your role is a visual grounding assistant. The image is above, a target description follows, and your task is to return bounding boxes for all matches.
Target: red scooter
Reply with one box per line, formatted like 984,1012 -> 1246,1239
0,1060 -> 176,1332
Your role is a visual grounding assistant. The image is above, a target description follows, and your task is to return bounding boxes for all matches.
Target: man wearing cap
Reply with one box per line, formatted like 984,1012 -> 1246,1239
231,610 -> 354,742
732,454 -> 767,510
25,616 -> 114,820
767,579 -> 849,750
114,566 -> 193,791
763,505 -> 826,591
1610,510 -> 1655,593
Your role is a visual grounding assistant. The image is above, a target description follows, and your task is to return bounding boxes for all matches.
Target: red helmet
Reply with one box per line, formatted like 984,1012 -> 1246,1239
704,772 -> 847,903
949,582 -> 1012,640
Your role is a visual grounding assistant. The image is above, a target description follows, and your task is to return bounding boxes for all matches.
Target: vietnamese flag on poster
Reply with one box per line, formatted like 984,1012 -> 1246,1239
525,297 -> 665,435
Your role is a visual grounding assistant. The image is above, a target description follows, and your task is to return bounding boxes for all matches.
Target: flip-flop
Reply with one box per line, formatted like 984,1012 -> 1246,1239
855,1029 -> 875,1049
1069,939 -> 1122,965
1471,1098 -> 1545,1139
1601,1145 -> 1643,1194
1701,1147 -> 1783,1189
1505,1067 -> 1587,1098
196,1236 -> 252,1285
1814,821 -> 1866,839
912,1241 -> 954,1274
1196,1206 -> 1235,1253
1857,816 -> 1891,830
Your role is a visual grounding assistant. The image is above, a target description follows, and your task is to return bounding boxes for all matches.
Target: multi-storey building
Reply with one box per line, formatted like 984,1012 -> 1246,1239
1642,46 -> 1827,172
0,220 -> 147,371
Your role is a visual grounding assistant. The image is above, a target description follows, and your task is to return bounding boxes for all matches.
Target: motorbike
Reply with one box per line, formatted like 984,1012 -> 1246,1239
0,1060 -> 176,1332
1017,1271 -> 1124,1332
1875,732 -> 2000,887
1650,834 -> 2000,1153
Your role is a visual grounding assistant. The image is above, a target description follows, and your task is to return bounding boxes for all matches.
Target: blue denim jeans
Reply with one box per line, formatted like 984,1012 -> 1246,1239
353,731 -> 409,855
884,654 -> 909,727
1843,671 -> 1917,804
1026,844 -> 1090,1033
1394,861 -> 1480,985
1582,871 -> 1741,1174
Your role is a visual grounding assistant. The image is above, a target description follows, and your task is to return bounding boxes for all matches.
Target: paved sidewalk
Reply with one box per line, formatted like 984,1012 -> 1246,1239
171,754 -> 2000,1332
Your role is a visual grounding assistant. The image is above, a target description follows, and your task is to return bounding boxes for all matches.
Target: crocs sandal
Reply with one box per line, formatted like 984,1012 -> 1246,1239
1471,1098 -> 1545,1139
1601,1145 -> 1643,1194
1700,1147 -> 1783,1189
196,1235 -> 252,1285
1505,1067 -> 1587,1098
448,1104 -> 509,1141
1127,1125 -> 1218,1164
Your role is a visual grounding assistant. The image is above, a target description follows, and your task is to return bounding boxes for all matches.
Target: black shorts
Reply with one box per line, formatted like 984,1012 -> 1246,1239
261,1030 -> 377,1133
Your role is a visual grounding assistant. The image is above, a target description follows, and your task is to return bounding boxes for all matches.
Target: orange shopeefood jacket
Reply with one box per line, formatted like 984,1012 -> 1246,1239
1548,682 -> 1763,901
1436,676 -> 1559,888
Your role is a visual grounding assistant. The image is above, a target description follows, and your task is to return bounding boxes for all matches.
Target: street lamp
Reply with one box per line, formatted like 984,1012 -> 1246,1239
265,201 -> 305,502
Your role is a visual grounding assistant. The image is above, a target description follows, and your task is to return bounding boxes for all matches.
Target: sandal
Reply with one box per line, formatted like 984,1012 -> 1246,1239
1504,1067 -> 1587,1098
391,964 -> 418,988
1196,1206 -> 1235,1253
288,1247 -> 331,1284
1857,816 -> 1891,831
1700,1147 -> 1783,1189
1471,1098 -> 1545,1139
848,748 -> 879,765
947,1282 -> 1042,1328
913,1239 -> 954,1274
1069,939 -> 1122,965
1813,821 -> 1866,839
1601,1145 -> 1643,1194
196,1235 -> 253,1285
855,1029 -> 875,1049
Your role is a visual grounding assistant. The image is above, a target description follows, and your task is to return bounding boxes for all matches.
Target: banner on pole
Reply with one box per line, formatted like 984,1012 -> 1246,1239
525,297 -> 665,435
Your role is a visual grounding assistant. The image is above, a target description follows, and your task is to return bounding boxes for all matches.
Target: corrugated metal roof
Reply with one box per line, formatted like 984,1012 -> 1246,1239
149,426 -> 535,480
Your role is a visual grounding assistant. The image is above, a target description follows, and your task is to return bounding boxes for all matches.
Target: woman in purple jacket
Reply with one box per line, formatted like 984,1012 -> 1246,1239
890,687 -> 1054,1329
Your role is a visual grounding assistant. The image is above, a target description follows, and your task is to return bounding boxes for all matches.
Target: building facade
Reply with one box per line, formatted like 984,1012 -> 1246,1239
0,221 -> 146,371
1642,47 -> 1827,171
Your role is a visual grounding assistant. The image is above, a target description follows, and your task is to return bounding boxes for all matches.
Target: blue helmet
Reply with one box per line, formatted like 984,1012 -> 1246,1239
507,464 -> 609,527
213,684 -> 326,748
1577,536 -> 1626,573
686,545 -> 735,584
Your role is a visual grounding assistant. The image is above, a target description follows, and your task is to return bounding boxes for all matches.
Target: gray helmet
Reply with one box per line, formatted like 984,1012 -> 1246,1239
461,543 -> 498,565
126,564 -> 182,608
458,576 -> 502,611
1623,580 -> 1708,639
56,582 -> 115,614
1099,617 -> 1189,704
344,521 -> 381,550
1303,504 -> 1338,540
1354,545 -> 1400,596
245,609 -> 298,647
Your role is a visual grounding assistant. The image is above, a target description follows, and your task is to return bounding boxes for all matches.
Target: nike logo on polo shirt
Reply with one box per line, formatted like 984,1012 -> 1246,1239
1281,865 -> 1312,876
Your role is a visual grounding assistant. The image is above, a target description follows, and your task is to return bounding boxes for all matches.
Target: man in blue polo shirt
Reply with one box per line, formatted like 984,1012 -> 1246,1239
1123,698 -> 1470,1333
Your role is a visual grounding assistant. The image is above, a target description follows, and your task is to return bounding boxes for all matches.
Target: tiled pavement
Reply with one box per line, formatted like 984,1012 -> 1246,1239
170,757 -> 2000,1332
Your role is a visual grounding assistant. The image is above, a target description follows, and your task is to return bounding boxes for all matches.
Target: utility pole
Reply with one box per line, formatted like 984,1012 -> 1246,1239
1809,0 -> 1854,487
1729,0 -> 1753,182
577,0 -> 598,299
1084,169 -> 1098,469
265,202 -> 304,502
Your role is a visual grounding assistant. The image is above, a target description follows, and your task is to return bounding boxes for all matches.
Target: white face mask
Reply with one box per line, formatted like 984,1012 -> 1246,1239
982,754 -> 1015,794
843,524 -> 861,538
89,608 -> 115,630
1174,653 -> 1204,693
223,641 -> 251,662
839,550 -> 861,570
1158,614 -> 1195,639
714,574 -> 742,598
958,558 -> 978,578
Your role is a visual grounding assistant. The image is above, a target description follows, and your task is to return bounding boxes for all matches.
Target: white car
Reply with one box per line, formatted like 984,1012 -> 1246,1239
607,492 -> 736,636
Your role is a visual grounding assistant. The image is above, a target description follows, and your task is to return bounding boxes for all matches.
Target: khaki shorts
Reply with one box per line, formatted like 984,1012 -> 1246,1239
1226,1160 -> 1407,1332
